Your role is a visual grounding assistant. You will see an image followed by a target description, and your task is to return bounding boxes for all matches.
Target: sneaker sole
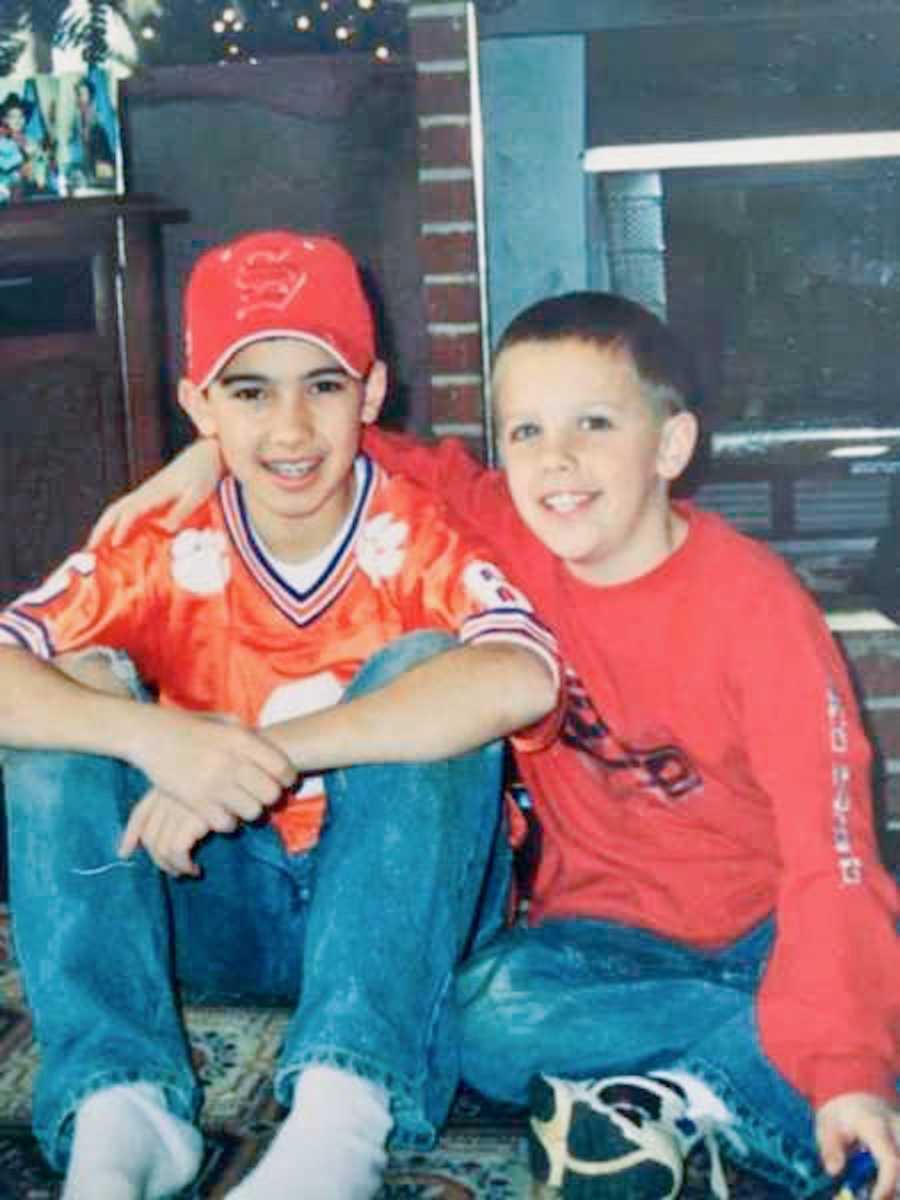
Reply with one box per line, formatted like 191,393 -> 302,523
528,1077 -> 681,1200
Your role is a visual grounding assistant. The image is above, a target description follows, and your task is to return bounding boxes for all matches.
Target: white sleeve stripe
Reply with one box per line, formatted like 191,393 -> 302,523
462,627 -> 561,690
460,610 -> 561,690
0,626 -> 30,650
462,609 -> 558,651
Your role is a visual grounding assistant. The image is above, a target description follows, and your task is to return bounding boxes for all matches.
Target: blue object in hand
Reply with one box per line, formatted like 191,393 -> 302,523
835,1147 -> 877,1200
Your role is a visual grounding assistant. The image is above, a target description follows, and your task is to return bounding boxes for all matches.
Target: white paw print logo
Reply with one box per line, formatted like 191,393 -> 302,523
20,553 -> 96,605
356,513 -> 408,582
171,529 -> 231,595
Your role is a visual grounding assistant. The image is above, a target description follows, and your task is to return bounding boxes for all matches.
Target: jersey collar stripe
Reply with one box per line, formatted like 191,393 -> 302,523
218,459 -> 377,628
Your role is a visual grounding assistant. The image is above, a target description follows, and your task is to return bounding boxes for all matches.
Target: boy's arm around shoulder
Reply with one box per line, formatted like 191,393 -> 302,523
364,428 -> 510,533
88,437 -> 223,547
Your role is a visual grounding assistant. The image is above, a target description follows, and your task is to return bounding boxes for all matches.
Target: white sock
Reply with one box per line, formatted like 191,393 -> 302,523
62,1082 -> 204,1200
652,1070 -> 733,1126
226,1064 -> 393,1200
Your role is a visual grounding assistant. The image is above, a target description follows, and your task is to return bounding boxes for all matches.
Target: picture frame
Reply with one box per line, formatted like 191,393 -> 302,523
58,66 -> 122,197
0,73 -> 61,203
0,65 -> 122,204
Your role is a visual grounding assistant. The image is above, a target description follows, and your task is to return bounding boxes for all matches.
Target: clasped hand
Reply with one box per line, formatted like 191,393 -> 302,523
120,787 -> 213,876
120,707 -> 297,874
131,706 -> 296,830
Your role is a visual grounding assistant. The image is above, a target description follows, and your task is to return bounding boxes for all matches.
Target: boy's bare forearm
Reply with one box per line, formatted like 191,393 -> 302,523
267,642 -> 558,772
0,645 -> 146,761
0,646 -> 296,827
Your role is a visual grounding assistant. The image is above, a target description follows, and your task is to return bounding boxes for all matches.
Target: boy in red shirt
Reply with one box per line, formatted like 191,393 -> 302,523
0,231 -> 561,1200
95,290 -> 899,1199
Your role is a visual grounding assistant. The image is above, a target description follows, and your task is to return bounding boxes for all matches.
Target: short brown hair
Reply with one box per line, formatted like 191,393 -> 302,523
496,292 -> 703,416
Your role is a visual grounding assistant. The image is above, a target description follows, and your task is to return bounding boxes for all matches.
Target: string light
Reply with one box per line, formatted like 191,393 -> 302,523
134,0 -> 405,64
212,5 -> 247,36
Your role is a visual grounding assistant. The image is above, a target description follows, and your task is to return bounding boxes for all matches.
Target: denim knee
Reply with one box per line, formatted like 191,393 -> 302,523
4,747 -> 96,815
344,631 -> 457,700
4,749 -> 143,892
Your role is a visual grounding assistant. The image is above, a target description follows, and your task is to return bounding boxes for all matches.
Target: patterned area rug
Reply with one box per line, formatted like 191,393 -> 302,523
0,912 -> 780,1198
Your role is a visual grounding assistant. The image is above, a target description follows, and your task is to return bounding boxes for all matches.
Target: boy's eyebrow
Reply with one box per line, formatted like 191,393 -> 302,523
304,366 -> 351,381
218,372 -> 268,386
218,365 -> 351,386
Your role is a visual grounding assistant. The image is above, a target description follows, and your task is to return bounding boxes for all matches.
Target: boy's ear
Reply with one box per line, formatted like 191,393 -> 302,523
360,360 -> 388,426
178,378 -> 218,439
657,411 -> 699,481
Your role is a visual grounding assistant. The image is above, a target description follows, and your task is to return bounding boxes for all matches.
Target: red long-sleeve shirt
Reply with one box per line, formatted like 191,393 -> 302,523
365,428 -> 899,1109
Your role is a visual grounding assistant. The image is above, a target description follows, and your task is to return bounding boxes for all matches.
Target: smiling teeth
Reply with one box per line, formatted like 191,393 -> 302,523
544,493 -> 587,513
270,461 -> 315,478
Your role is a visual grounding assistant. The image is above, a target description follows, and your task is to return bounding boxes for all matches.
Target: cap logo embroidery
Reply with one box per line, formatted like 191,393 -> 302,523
235,250 -> 308,321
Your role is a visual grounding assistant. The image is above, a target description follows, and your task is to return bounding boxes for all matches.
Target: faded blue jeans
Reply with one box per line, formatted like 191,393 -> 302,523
5,632 -> 509,1171
457,917 -> 836,1197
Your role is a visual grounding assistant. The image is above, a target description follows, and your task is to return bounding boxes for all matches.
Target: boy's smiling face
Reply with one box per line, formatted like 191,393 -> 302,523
494,337 -> 697,587
4,106 -> 25,134
179,337 -> 385,562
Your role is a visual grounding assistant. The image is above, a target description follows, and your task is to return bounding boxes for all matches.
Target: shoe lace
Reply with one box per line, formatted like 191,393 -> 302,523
593,1075 -> 738,1200
692,1116 -> 730,1200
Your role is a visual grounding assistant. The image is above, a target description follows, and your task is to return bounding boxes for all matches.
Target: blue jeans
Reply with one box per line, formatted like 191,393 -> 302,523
5,632 -> 509,1171
457,917 -> 833,1197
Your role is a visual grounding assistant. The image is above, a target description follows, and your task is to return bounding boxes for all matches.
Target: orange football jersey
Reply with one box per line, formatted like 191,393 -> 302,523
0,457 -> 559,850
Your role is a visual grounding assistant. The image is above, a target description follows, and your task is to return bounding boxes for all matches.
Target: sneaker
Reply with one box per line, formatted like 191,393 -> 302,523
527,1074 -> 729,1200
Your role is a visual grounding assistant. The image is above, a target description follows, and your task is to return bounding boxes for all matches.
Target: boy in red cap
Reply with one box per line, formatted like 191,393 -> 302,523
0,230 -> 561,1200
99,289 -> 899,1200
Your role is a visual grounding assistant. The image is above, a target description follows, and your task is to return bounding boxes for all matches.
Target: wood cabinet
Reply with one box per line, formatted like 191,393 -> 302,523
0,196 -> 185,604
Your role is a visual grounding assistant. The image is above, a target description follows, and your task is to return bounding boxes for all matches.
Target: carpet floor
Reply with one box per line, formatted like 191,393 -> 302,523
0,912 -> 786,1198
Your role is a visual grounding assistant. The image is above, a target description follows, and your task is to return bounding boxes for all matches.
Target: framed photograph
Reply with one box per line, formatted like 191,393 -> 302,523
0,66 -> 122,204
57,66 -> 122,196
0,74 -> 62,204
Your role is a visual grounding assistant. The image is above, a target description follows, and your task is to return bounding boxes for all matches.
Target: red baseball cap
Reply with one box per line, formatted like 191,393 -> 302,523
183,230 -> 376,388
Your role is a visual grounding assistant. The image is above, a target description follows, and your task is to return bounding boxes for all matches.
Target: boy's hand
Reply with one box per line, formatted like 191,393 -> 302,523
816,1092 -> 900,1200
119,788 -> 209,876
129,706 -> 297,832
88,438 -> 223,547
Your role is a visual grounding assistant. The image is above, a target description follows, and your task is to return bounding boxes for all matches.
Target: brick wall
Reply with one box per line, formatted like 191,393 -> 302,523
407,2 -> 486,454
